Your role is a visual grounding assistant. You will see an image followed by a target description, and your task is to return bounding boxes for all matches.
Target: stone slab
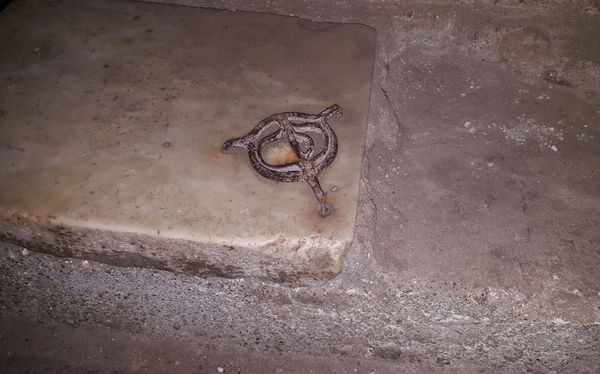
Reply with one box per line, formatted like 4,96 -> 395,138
0,0 -> 375,283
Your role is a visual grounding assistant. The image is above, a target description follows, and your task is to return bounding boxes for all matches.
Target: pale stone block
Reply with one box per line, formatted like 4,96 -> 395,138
0,0 -> 375,283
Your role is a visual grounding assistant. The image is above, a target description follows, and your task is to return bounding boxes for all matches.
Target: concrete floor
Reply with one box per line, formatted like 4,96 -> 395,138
1,0 -> 600,373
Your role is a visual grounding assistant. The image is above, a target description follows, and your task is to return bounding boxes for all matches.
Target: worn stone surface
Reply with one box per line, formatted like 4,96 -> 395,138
0,0 -> 375,283
1,0 -> 600,372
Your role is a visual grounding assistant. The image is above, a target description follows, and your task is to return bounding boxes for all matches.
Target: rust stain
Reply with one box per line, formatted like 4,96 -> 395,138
276,150 -> 300,165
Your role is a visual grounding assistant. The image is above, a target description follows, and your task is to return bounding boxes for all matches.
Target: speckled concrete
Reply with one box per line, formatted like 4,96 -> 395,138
0,0 -> 375,283
1,242 -> 599,373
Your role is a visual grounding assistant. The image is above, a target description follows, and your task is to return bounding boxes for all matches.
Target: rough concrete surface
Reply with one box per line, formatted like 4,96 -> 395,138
1,0 -> 600,372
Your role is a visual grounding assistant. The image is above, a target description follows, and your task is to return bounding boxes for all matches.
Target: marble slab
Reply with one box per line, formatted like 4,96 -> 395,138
0,0 -> 375,283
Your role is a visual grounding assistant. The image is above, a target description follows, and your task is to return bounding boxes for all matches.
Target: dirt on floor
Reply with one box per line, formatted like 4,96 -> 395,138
1,0 -> 599,373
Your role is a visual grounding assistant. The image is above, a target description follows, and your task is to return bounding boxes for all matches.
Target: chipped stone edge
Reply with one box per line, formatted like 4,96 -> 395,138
0,214 -> 348,285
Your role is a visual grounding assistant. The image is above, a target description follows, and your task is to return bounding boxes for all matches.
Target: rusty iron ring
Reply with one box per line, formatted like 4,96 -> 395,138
222,105 -> 343,217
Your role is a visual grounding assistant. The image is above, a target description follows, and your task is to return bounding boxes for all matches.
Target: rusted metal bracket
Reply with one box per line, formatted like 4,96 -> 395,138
222,105 -> 342,217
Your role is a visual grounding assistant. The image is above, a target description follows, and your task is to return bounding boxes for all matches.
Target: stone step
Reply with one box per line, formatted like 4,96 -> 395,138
0,0 -> 375,284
